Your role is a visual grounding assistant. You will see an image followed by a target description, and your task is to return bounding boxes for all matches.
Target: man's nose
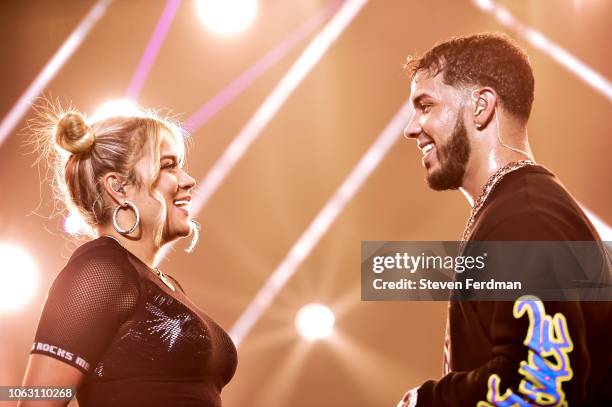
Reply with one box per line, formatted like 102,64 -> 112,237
403,112 -> 421,139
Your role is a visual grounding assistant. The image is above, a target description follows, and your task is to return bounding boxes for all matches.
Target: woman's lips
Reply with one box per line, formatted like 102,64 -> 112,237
173,202 -> 190,216
173,197 -> 191,216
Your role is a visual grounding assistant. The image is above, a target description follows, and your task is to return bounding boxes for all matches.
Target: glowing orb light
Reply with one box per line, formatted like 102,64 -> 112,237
195,0 -> 258,36
64,212 -> 88,235
0,243 -> 39,313
295,303 -> 335,341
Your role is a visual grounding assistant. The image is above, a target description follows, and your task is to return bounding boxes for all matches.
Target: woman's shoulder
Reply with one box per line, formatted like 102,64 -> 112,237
55,236 -> 140,290
41,236 -> 141,339
69,235 -> 128,262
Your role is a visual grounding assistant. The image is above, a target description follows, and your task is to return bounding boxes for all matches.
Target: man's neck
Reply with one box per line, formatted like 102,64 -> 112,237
460,149 -> 533,207
460,112 -> 534,206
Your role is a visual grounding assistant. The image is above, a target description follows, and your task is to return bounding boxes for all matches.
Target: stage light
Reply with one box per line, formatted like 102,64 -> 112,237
195,0 -> 257,36
581,206 -> 612,241
470,0 -> 612,101
0,243 -> 38,313
295,303 -> 335,341
0,0 -> 112,148
90,99 -> 141,122
64,212 -> 87,235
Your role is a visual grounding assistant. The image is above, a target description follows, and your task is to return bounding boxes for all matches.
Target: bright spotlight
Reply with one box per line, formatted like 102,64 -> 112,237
90,99 -> 142,122
64,212 -> 88,235
295,303 -> 335,341
195,0 -> 257,36
0,243 -> 39,313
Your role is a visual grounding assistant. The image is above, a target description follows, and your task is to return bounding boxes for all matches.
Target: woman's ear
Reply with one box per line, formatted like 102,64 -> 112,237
102,173 -> 127,205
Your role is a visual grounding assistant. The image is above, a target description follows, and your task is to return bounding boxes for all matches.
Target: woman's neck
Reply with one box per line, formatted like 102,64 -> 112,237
97,229 -> 158,268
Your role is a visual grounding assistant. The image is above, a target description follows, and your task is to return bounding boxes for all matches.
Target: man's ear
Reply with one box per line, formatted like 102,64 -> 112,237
471,87 -> 497,130
102,173 -> 127,205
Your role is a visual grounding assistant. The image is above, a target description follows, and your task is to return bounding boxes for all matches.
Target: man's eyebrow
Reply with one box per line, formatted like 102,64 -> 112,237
411,93 -> 432,106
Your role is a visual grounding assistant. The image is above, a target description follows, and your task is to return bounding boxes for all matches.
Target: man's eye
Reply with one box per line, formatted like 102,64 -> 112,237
421,104 -> 432,113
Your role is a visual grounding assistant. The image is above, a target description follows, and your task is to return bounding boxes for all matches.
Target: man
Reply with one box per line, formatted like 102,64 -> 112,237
398,33 -> 611,406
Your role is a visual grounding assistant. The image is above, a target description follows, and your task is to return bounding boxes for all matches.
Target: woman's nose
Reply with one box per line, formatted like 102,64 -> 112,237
181,171 -> 196,190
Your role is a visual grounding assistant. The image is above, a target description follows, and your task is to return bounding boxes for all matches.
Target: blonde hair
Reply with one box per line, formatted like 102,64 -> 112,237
32,101 -> 199,252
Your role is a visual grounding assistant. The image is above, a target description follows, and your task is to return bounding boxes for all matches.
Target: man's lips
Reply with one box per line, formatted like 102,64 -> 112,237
418,141 -> 436,166
419,142 -> 434,154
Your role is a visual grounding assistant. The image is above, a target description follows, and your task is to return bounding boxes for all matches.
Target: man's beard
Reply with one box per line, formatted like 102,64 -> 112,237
426,113 -> 471,191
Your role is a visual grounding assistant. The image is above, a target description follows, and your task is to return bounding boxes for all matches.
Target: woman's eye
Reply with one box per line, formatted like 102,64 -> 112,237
162,162 -> 177,170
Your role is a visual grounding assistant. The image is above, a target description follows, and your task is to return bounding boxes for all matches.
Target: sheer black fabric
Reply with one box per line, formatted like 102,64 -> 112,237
32,236 -> 237,407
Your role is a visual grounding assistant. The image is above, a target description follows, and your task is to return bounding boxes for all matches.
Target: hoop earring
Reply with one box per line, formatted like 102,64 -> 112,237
113,200 -> 140,235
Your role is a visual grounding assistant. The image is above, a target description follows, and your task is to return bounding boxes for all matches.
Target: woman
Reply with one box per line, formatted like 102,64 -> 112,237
20,106 -> 237,407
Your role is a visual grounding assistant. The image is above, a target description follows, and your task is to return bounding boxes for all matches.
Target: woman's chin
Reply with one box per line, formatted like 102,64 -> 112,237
177,223 -> 194,238
162,226 -> 192,243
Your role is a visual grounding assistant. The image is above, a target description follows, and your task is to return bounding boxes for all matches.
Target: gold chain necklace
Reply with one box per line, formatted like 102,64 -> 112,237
459,160 -> 536,251
150,267 -> 176,292
101,235 -> 176,291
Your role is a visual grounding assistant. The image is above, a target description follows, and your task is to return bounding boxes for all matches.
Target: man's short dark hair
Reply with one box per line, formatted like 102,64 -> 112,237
405,33 -> 535,121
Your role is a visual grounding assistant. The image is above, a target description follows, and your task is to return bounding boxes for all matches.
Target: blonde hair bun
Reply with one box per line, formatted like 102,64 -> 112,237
55,112 -> 95,154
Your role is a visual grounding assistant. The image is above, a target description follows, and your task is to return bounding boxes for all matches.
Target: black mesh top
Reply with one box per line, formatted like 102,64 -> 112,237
31,236 -> 237,407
